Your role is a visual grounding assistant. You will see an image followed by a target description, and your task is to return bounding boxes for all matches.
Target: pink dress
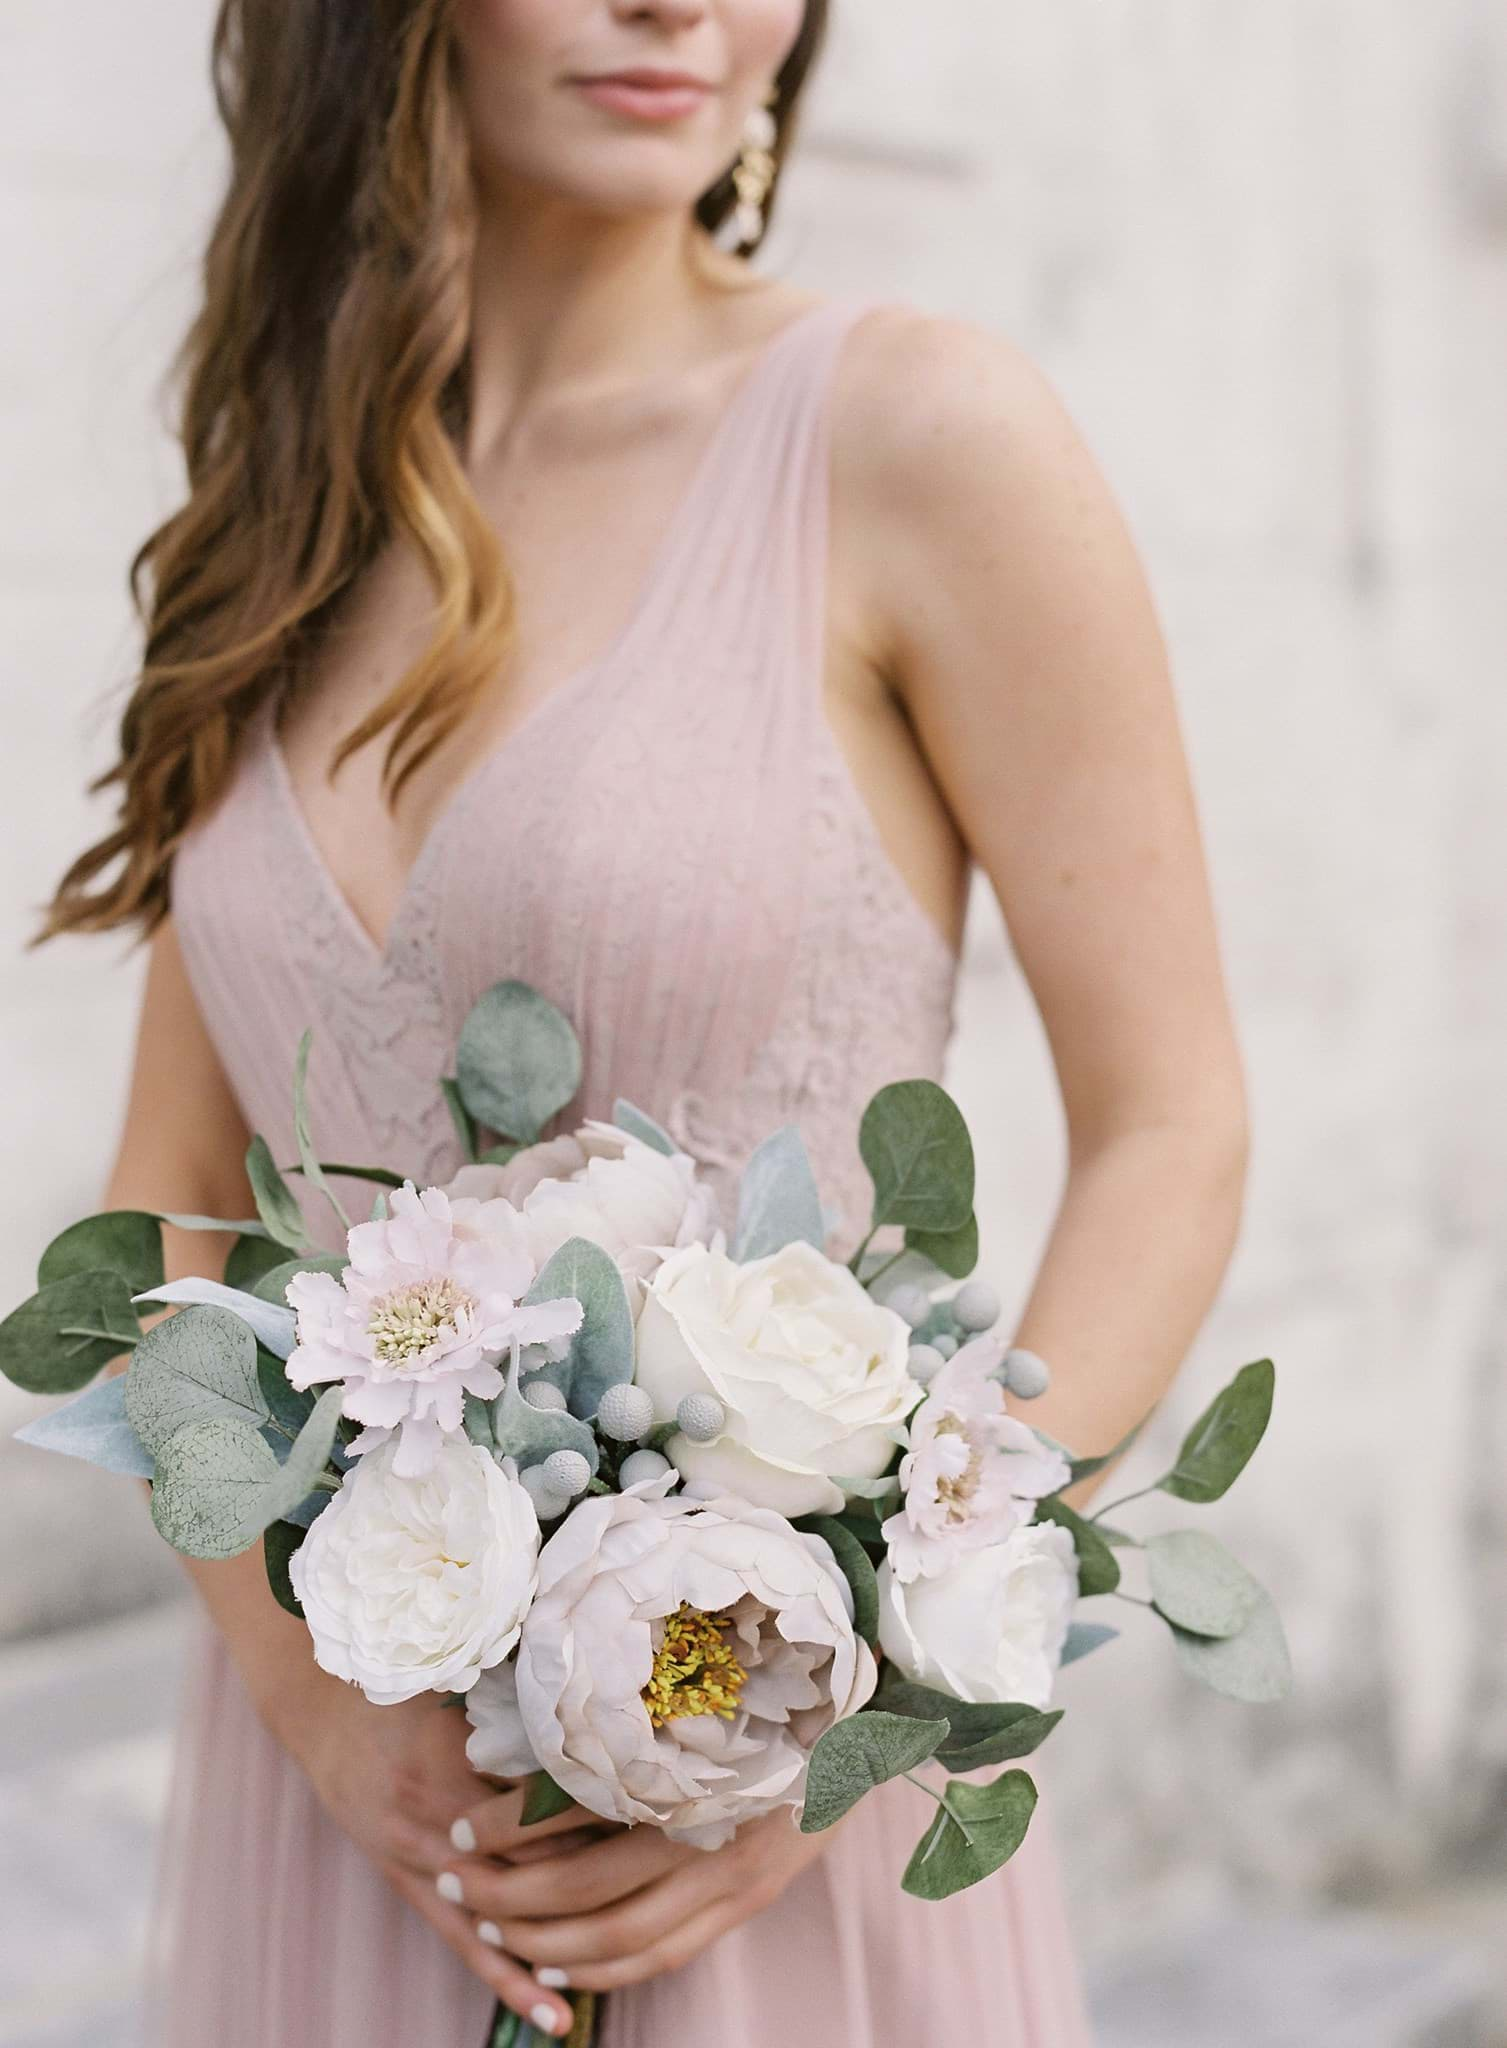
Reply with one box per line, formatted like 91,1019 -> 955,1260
156,293 -> 1094,2047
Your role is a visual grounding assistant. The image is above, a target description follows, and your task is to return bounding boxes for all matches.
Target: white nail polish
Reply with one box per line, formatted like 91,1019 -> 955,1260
450,1817 -> 478,1854
435,1871 -> 465,1905
535,1967 -> 570,1990
477,1920 -> 504,1950
530,2004 -> 565,2037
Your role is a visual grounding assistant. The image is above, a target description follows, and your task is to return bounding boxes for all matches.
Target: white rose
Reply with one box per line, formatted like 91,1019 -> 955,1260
289,1435 -> 540,1706
876,1520 -> 1079,1710
465,1482 -> 876,1848
443,1119 -> 721,1315
633,1239 -> 919,1517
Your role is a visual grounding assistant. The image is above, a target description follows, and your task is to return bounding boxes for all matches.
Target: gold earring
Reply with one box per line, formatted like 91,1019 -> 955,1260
729,85 -> 779,247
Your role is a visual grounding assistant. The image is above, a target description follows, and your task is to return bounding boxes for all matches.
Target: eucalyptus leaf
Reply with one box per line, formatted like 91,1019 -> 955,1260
257,1347 -> 316,1440
520,1772 -> 576,1826
13,1373 -> 155,1479
0,1269 -> 140,1394
224,1233 -> 296,1292
901,1770 -> 1039,1899
875,1673 -> 1062,1769
1069,1417 -> 1146,1486
521,1238 -> 631,1419
1060,1621 -> 1119,1667
455,981 -> 581,1144
491,1345 -> 600,1475
904,1211 -> 979,1281
731,1125 -> 825,1261
441,1077 -> 479,1162
858,1080 -> 975,1236
612,1099 -> 677,1157
264,1387 -> 345,1525
800,1712 -> 950,1834
804,1516 -> 880,1647
1169,1585 -> 1293,1703
37,1210 -> 163,1295
246,1134 -> 311,1253
125,1304 -> 269,1456
133,1277 -> 296,1360
1034,1495 -> 1121,1597
264,1520 -> 306,1617
291,1029 -> 350,1233
1147,1529 -> 1265,1640
1159,1358 -> 1275,1505
150,1416 -> 282,1559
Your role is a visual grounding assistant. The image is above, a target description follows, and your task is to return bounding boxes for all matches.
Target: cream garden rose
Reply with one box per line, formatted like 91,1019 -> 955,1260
464,1480 -> 876,1848
289,1435 -> 540,1707
876,1520 -> 1079,1711
632,1239 -> 919,1516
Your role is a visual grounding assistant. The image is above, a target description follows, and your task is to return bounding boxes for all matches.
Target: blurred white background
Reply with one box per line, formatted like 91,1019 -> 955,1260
3,1 -> 1506,2042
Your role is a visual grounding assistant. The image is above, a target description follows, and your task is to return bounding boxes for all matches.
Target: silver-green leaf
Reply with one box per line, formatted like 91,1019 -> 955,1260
732,1125 -> 826,1261
611,1099 -> 677,1157
1147,1529 -> 1265,1640
1169,1584 -> 1293,1703
14,1374 -> 155,1479
521,1238 -> 632,1419
246,1134 -> 312,1253
455,980 -> 581,1144
0,1269 -> 141,1395
125,1304 -> 269,1456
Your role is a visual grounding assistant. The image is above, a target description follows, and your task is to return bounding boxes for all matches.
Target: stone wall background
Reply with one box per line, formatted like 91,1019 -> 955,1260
2,0 -> 1504,2032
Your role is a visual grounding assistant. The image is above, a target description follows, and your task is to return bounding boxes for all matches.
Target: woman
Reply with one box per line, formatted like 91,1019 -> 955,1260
35,0 -> 1249,2042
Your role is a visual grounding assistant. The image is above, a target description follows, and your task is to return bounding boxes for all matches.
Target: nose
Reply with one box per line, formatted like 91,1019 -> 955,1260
608,0 -> 709,25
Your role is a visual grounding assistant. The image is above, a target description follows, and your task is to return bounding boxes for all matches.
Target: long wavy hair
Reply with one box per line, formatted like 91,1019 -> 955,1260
34,0 -> 830,947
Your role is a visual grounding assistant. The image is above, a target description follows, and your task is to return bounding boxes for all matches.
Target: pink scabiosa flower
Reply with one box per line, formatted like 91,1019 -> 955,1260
881,1336 -> 1070,1582
284,1181 -> 583,1476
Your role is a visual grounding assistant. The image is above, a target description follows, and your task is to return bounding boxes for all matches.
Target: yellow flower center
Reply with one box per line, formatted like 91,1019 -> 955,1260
367,1275 -> 476,1369
933,1415 -> 983,1515
642,1604 -> 749,1729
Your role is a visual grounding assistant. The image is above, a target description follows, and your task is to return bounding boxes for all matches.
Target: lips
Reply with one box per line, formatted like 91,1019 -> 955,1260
572,68 -> 713,122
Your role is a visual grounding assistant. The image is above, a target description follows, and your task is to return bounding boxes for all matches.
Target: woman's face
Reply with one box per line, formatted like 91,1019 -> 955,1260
453,0 -> 807,218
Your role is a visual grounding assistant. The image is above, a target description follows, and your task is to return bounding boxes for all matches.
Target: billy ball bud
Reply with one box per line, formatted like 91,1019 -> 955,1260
676,1393 -> 727,1443
596,1382 -> 655,1442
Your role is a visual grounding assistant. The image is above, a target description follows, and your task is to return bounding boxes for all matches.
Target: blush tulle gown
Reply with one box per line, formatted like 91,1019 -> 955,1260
151,293 -> 1095,2046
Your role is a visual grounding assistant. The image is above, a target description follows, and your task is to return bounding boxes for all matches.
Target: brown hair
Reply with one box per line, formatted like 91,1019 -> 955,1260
34,0 -> 831,947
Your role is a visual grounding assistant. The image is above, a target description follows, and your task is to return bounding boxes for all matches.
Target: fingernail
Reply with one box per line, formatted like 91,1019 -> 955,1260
435,1871 -> 465,1905
450,1817 -> 478,1854
477,1920 -> 504,1950
530,2004 -> 567,2037
536,1966 -> 571,1989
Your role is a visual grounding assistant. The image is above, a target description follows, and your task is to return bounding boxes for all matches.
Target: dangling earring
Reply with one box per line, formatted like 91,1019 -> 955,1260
728,85 -> 779,249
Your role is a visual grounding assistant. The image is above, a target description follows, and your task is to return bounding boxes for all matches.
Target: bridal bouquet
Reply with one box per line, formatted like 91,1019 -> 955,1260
3,978 -> 1290,2048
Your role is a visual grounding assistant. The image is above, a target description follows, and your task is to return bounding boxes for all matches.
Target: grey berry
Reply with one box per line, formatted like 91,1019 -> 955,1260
541,1449 -> 591,1499
597,1382 -> 655,1442
1003,1347 -> 1051,1400
932,1333 -> 958,1359
882,1282 -> 933,1329
522,1380 -> 568,1412
520,1466 -> 571,1520
619,1449 -> 673,1490
906,1343 -> 946,1387
676,1393 -> 727,1443
953,1281 -> 1002,1333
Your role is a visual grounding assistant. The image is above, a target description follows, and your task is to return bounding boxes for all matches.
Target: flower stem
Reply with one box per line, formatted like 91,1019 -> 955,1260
1090,1484 -> 1160,1522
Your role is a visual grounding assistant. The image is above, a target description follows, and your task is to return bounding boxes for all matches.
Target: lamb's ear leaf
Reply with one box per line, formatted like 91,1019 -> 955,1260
13,1373 -> 155,1478
521,1238 -> 632,1420
124,1304 -> 268,1456
455,980 -> 581,1144
1060,1621 -> 1119,1667
519,1772 -> 576,1826
900,1770 -> 1038,1899
37,1210 -> 164,1295
802,1515 -> 880,1648
800,1712 -> 950,1834
612,1099 -> 677,1157
1157,1359 -> 1275,1504
491,1346 -> 600,1475
732,1125 -> 825,1261
440,1078 -> 480,1163
132,1276 -> 296,1360
246,1134 -> 312,1253
858,1080 -> 974,1236
0,1269 -> 141,1395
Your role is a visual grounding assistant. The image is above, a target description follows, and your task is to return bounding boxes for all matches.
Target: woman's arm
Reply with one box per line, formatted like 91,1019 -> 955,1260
852,309 -> 1251,1483
97,915 -> 580,2036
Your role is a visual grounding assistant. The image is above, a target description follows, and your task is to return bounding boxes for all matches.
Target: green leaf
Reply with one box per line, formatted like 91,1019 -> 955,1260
263,1520 -> 306,1617
440,1078 -> 480,1163
37,1210 -> 163,1295
491,1345 -> 600,1475
478,1144 -> 521,1167
124,1304 -> 269,1456
858,1079 -> 975,1237
224,1232 -> 297,1292
265,1387 -> 345,1525
1159,1359 -> 1275,1505
901,1770 -> 1038,1899
1060,1621 -> 1119,1667
520,1772 -> 576,1826
805,1515 -> 880,1647
250,1254 -> 347,1310
245,1134 -> 311,1253
463,1391 -> 497,1450
904,1211 -> 979,1281
150,1387 -> 343,1562
13,1373 -> 155,1479
1034,1495 -> 1121,1597
800,1712 -> 950,1834
1147,1529 -> 1265,1640
732,1125 -> 826,1261
1068,1417 -> 1146,1486
291,1029 -> 350,1233
257,1346 -> 316,1441
1169,1584 -> 1293,1703
875,1673 -> 1063,1770
612,1099 -> 676,1157
521,1237 -> 631,1419
455,980 -> 581,1145
0,1269 -> 141,1394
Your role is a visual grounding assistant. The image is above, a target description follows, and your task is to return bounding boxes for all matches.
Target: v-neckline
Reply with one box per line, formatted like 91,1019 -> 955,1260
263,296 -> 839,973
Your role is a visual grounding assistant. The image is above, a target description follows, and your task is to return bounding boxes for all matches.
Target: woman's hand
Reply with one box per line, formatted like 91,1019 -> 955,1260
277,1670 -> 601,2037
437,1795 -> 841,1994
